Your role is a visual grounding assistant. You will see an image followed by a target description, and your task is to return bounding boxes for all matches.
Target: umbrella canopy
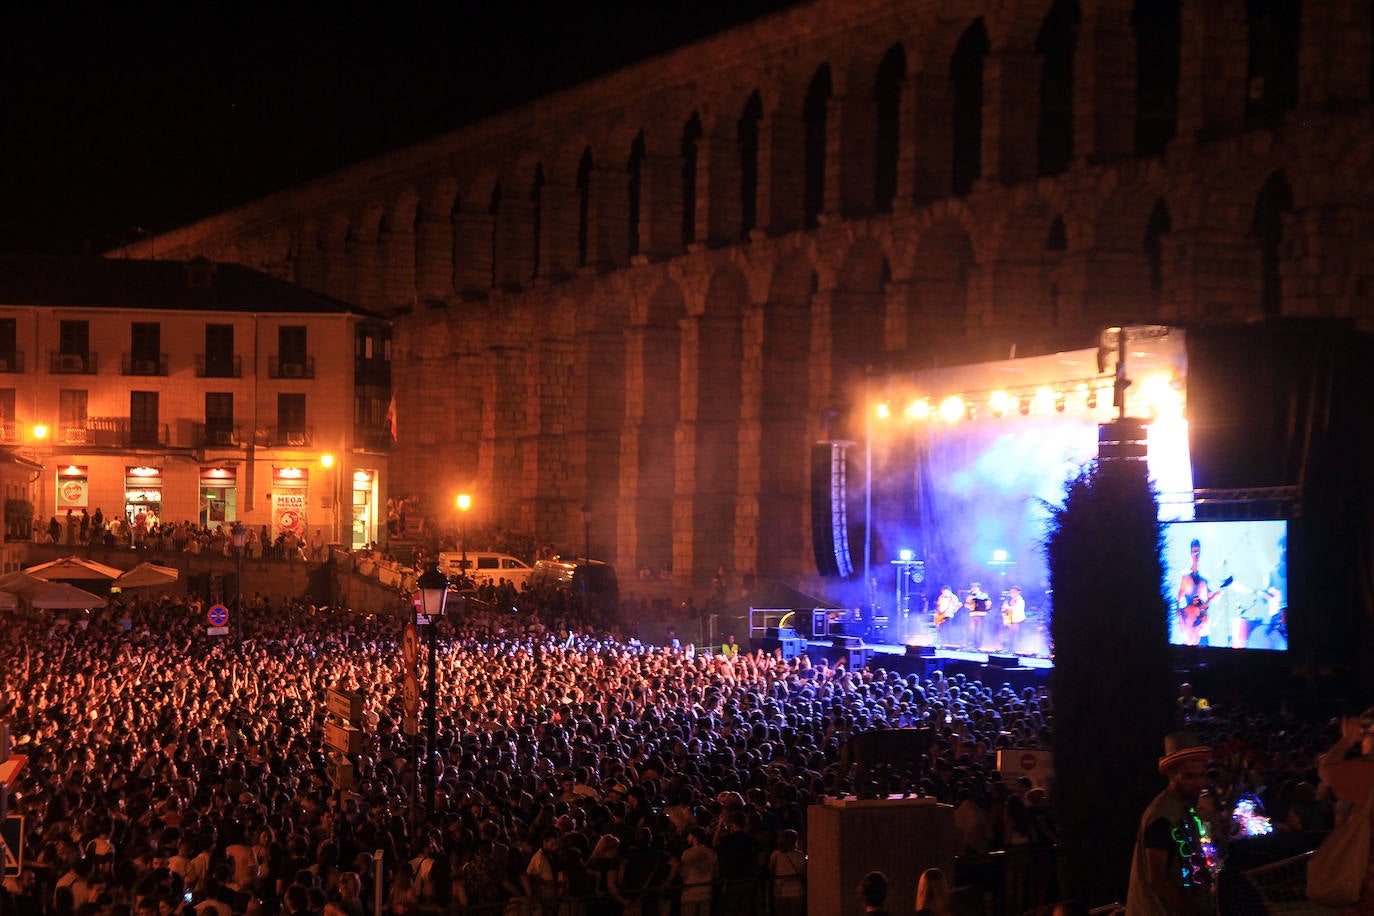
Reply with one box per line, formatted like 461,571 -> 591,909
0,571 -> 60,603
114,561 -> 180,589
28,582 -> 108,609
25,556 -> 123,581
0,590 -> 17,610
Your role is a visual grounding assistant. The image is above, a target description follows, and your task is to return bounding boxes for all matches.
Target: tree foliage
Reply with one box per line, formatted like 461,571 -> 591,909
1045,459 -> 1175,906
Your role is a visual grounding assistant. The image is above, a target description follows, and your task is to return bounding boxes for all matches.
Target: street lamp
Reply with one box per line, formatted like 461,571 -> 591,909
231,521 -> 247,651
415,564 -> 450,816
456,494 -> 471,585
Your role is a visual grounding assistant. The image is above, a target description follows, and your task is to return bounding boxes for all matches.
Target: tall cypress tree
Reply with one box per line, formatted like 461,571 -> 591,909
1045,458 -> 1175,906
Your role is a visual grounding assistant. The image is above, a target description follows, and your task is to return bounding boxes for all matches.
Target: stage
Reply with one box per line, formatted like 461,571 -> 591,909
802,634 -> 1054,691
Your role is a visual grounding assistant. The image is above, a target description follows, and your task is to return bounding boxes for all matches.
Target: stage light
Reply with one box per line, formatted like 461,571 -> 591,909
1086,388 -> 1098,409
1054,392 -> 1066,413
875,402 -> 890,420
1138,373 -> 1184,419
1033,386 -> 1055,413
898,549 -> 914,562
1017,396 -> 1030,416
906,399 -> 932,420
964,401 -> 977,421
990,390 -> 1010,417
939,395 -> 965,423
992,549 -> 1008,563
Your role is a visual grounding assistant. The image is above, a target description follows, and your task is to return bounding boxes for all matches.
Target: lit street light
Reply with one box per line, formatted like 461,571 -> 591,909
456,494 -> 471,586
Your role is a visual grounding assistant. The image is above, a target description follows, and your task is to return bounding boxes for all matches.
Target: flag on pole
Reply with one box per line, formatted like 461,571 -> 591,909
385,394 -> 397,441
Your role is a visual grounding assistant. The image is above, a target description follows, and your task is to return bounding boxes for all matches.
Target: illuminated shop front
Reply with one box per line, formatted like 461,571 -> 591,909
199,466 -> 237,527
56,465 -> 89,511
271,466 -> 309,538
351,468 -> 378,549
124,466 -> 163,523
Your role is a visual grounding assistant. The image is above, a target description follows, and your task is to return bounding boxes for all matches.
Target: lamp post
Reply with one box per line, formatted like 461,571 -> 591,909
456,494 -> 471,585
231,521 -> 246,651
416,564 -> 449,817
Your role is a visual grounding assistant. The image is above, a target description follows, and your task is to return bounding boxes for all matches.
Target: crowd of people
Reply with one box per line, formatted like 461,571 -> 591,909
0,576 -> 1363,915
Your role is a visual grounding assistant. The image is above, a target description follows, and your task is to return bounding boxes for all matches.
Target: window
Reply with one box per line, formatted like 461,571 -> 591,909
278,392 -> 307,439
279,326 -> 306,363
205,393 -> 234,445
0,388 -> 14,440
0,318 -> 16,369
59,320 -> 89,357
60,390 -> 87,428
205,323 -> 235,377
131,322 -> 160,361
130,391 -> 160,445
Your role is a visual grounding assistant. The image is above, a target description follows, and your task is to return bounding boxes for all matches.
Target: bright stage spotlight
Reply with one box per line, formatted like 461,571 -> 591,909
898,548 -> 914,561
1033,386 -> 1055,413
1086,388 -> 1098,409
939,395 -> 965,423
1017,396 -> 1030,416
1054,392 -> 1066,413
1137,374 -> 1184,419
875,402 -> 890,420
990,390 -> 1010,417
906,399 -> 932,420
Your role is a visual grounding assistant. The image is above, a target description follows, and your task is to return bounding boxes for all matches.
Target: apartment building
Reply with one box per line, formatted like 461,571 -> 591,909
0,255 -> 391,548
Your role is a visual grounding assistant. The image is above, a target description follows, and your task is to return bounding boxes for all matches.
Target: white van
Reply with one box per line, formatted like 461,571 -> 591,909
438,551 -> 534,586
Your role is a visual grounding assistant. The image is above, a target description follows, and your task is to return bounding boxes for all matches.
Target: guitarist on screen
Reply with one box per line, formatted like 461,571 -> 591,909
1176,539 -> 1232,646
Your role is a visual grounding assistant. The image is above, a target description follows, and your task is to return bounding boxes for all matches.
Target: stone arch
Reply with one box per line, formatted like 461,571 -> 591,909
682,267 -> 747,582
681,112 -> 703,248
803,64 -> 833,228
576,147 -> 594,267
829,239 -> 888,425
412,180 -> 457,302
737,90 -> 764,238
753,251 -> 817,578
1245,0 -> 1301,129
951,19 -> 990,196
1036,0 -> 1081,176
1132,0 -> 1181,156
1085,163 -> 1173,324
380,191 -> 419,308
625,280 -> 684,578
626,134 -> 645,259
907,215 -> 975,341
873,43 -> 908,212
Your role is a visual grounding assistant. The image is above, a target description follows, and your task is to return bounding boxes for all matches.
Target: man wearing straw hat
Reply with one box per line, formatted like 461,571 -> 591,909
1126,732 -> 1217,915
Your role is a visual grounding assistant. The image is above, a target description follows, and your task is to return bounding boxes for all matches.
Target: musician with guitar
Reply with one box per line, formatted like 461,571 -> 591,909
933,585 -> 961,648
1001,586 -> 1026,653
1176,539 -> 1233,646
966,582 -> 990,651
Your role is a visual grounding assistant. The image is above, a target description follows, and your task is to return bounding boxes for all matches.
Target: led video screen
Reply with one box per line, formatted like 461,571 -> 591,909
1163,519 -> 1288,651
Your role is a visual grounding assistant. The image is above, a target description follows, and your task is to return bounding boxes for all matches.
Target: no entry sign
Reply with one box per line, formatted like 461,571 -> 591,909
207,604 -> 229,627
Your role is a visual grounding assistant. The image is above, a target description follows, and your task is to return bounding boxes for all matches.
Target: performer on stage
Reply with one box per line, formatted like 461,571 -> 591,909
1176,539 -> 1216,646
965,581 -> 990,651
1000,586 -> 1026,653
934,585 -> 960,648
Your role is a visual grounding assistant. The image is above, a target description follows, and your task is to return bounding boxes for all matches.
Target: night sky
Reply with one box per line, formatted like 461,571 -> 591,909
1,3 -> 801,256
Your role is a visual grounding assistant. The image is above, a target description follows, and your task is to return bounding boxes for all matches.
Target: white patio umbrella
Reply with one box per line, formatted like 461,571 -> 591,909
114,561 -> 180,589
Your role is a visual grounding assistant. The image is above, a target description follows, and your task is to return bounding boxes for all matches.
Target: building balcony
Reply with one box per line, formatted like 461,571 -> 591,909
195,353 -> 242,378
255,425 -> 314,448
49,351 -> 99,374
0,423 -> 17,444
121,352 -> 169,376
193,423 -> 244,448
268,355 -> 315,379
355,425 -> 393,451
62,418 -> 169,447
0,351 -> 25,374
